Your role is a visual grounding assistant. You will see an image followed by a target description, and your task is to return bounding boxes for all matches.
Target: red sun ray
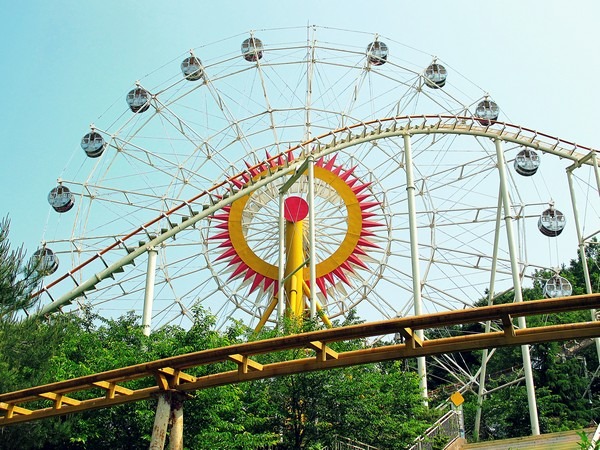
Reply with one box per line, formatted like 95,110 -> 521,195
216,239 -> 233,249
249,273 -> 266,294
242,267 -> 257,282
352,182 -> 372,195
362,220 -> 384,228
323,154 -> 338,171
211,213 -> 230,221
316,277 -> 328,297
360,229 -> 377,238
339,166 -> 357,181
348,253 -> 369,270
209,230 -> 231,241
229,262 -> 248,280
332,267 -> 352,286
215,246 -> 237,262
245,160 -> 262,178
210,152 -> 383,301
357,237 -> 380,249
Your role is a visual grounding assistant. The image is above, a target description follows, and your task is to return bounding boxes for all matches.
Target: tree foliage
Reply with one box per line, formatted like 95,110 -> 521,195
459,240 -> 600,442
0,217 -> 42,322
0,305 -> 431,449
1,221 -> 599,448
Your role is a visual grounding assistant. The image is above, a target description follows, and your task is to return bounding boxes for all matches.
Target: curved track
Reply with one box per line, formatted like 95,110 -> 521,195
35,115 -> 599,320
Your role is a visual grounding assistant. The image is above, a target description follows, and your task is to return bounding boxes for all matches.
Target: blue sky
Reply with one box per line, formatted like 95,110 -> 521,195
1,0 -> 599,255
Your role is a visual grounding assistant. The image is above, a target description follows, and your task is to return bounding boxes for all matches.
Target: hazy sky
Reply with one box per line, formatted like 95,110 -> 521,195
1,0 -> 599,253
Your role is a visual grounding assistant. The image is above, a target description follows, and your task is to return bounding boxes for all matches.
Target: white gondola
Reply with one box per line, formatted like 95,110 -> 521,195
474,99 -> 499,125
31,248 -> 59,275
126,87 -> 151,113
514,149 -> 540,176
241,37 -> 264,62
543,274 -> 573,298
538,205 -> 566,237
424,63 -> 447,89
48,186 -> 74,213
366,41 -> 388,66
181,56 -> 203,81
81,131 -> 106,158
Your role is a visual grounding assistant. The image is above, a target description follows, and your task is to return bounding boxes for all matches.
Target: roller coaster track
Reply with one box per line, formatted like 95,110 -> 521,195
32,115 -> 600,318
3,294 -> 600,426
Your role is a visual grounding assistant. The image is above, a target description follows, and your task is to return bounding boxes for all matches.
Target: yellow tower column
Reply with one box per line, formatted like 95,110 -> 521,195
283,196 -> 309,319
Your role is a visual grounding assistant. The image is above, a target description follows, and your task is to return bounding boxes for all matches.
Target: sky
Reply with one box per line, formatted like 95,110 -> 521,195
1,0 -> 599,255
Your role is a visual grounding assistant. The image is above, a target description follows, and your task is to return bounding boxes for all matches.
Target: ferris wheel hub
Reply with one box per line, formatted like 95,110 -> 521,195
284,196 -> 309,223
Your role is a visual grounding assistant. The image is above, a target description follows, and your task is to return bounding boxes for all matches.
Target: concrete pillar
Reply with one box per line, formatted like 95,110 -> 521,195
149,393 -> 171,450
168,394 -> 185,450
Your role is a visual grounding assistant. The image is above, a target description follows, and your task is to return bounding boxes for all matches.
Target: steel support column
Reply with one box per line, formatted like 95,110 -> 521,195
403,133 -> 427,402
567,169 -> 600,363
307,155 -> 317,317
278,193 -> 286,320
142,247 -> 158,337
494,138 -> 540,436
474,193 -> 504,441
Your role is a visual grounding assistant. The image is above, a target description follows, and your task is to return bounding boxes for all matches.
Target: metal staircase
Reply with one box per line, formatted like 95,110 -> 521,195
328,436 -> 380,450
408,410 -> 462,450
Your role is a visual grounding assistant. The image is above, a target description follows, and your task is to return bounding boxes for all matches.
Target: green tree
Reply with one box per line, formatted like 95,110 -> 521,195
0,217 -> 41,321
0,217 -> 76,448
461,241 -> 600,442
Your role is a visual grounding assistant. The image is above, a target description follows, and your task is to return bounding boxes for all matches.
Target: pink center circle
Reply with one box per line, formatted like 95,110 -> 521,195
284,196 -> 309,222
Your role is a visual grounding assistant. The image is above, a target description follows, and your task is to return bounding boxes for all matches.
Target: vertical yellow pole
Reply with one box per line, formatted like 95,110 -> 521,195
285,219 -> 305,319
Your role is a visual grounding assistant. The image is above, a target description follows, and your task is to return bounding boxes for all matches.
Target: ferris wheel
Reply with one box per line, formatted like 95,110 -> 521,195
35,26 -> 598,363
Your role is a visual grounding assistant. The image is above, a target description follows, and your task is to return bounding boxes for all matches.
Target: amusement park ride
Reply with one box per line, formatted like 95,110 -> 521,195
2,26 -> 600,446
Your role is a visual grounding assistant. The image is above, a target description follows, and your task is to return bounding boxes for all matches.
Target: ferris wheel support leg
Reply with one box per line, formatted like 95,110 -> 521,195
403,134 -> 428,404
495,138 -> 540,436
474,193 -> 504,441
567,169 -> 600,363
307,155 -> 317,318
142,248 -> 158,337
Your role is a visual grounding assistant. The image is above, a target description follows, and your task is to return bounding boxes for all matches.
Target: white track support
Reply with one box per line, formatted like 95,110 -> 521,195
307,155 -> 317,317
592,152 -> 600,193
278,193 -> 286,320
142,247 -> 158,336
403,133 -> 427,403
567,169 -> 600,362
473,193 -> 503,441
494,138 -> 540,436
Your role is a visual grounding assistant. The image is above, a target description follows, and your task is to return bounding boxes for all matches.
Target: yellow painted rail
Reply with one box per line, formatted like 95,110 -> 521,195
2,294 -> 600,425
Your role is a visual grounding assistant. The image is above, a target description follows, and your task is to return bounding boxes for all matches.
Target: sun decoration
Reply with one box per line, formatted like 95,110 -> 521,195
209,152 -> 383,325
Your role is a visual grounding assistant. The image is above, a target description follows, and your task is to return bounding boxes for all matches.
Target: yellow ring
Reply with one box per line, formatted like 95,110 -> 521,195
227,165 -> 363,280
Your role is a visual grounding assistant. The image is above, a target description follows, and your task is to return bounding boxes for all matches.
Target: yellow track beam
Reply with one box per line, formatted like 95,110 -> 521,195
1,294 -> 600,426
